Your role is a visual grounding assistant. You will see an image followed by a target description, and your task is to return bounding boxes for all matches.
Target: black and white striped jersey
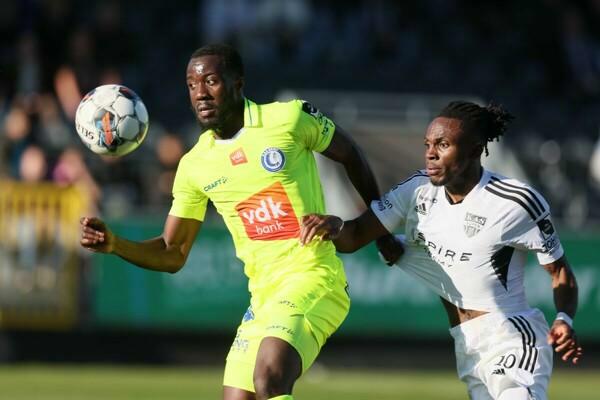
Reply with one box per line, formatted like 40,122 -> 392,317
371,168 -> 564,313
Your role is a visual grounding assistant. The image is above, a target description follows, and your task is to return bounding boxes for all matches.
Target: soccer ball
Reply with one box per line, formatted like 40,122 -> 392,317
75,84 -> 149,156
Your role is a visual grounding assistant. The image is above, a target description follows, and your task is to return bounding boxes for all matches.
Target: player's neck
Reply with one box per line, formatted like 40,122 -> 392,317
444,166 -> 483,204
214,102 -> 244,140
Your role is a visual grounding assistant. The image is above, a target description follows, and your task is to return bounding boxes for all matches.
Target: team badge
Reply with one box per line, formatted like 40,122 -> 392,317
261,147 -> 285,172
464,212 -> 487,237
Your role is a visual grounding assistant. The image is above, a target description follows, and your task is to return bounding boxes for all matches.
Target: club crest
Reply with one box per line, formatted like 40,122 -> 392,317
464,212 -> 487,237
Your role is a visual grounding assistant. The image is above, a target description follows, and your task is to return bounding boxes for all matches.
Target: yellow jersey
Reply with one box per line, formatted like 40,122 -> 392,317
169,98 -> 341,292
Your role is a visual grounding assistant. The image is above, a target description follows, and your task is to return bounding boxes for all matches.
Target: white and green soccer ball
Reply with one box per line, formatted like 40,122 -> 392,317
75,84 -> 149,156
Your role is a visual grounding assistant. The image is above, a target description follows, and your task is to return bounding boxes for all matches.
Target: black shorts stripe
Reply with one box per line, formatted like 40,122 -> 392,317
515,315 -> 536,371
508,317 -> 529,369
485,186 -> 538,220
517,316 -> 537,347
488,180 -> 544,217
530,347 -> 539,373
490,177 -> 545,212
513,317 -> 535,371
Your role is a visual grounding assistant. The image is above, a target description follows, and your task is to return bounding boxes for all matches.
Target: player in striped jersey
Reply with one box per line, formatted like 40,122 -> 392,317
300,101 -> 583,400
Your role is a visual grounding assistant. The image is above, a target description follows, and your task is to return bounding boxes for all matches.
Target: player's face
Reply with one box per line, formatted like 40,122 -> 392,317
186,55 -> 242,131
424,117 -> 479,187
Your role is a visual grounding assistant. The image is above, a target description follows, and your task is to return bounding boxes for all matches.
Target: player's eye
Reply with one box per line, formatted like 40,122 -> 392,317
439,142 -> 450,149
187,82 -> 196,90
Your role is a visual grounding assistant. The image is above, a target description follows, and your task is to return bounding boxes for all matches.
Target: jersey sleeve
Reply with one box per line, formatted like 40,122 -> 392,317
168,157 -> 208,221
370,172 -> 426,233
502,189 -> 564,265
291,100 -> 336,152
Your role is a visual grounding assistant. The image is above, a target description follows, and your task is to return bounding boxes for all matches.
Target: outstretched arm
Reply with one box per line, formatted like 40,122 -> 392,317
80,215 -> 202,273
300,209 -> 390,253
543,256 -> 582,364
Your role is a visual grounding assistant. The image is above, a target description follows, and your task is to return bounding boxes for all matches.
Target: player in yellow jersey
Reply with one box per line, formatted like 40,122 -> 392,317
80,44 -> 388,400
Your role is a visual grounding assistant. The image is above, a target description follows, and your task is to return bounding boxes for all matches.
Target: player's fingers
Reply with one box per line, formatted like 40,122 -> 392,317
299,215 -> 317,244
82,225 -> 104,235
561,347 -> 578,362
554,339 -> 574,353
301,220 -> 320,245
552,330 -> 568,345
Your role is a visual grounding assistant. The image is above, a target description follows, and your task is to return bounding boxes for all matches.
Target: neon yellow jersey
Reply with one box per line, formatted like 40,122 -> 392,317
169,98 -> 340,290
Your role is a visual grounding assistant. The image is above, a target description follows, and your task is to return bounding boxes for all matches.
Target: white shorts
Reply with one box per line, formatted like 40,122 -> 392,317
449,308 -> 553,400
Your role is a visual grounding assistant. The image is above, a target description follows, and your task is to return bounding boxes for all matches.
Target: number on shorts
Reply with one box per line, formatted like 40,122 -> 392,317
495,354 -> 517,369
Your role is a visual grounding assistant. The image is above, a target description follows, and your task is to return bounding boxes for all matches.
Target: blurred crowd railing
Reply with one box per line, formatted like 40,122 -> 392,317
0,181 -> 85,330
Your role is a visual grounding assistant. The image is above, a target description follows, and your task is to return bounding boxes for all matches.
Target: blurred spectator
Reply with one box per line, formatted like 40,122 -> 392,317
143,132 -> 185,209
53,147 -> 102,214
0,0 -> 598,224
561,7 -> 600,97
19,145 -> 48,182
1,103 -> 33,179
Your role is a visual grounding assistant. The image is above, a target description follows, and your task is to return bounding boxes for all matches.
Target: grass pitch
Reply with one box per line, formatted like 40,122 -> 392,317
0,364 -> 596,399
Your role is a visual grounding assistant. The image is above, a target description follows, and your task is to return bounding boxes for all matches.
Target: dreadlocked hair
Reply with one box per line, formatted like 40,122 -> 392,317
438,101 -> 515,156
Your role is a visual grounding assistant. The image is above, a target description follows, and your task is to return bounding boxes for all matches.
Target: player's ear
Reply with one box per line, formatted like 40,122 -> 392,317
235,77 -> 244,92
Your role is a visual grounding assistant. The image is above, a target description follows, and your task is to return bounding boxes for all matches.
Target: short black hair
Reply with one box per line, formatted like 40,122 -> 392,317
190,44 -> 244,78
438,101 -> 515,156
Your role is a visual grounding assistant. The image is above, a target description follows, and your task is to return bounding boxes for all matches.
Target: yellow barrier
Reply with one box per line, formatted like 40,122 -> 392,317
0,180 -> 87,330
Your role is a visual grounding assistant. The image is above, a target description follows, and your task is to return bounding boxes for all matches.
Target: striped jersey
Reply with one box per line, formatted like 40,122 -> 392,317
372,168 -> 564,313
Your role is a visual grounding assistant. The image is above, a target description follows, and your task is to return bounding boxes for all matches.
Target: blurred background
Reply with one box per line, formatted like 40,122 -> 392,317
0,0 -> 599,399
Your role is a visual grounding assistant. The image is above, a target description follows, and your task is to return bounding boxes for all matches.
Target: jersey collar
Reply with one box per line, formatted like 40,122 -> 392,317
244,98 -> 262,128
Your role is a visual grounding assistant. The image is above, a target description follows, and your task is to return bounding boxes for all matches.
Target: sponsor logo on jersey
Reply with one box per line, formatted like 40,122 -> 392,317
464,212 -> 487,237
416,231 -> 472,267
230,148 -> 247,165
491,368 -> 505,376
261,147 -> 286,172
203,176 -> 228,192
235,182 -> 299,240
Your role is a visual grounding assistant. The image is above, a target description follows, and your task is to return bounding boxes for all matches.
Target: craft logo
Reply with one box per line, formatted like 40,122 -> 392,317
230,148 -> 247,166
261,147 -> 285,172
464,212 -> 487,238
236,182 -> 299,240
203,176 -> 228,192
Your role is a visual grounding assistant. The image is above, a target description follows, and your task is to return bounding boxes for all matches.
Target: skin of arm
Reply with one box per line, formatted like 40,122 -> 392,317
543,255 -> 583,364
300,209 -> 390,253
80,215 -> 202,273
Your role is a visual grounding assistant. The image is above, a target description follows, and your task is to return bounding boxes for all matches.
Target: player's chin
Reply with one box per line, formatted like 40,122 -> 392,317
196,115 -> 220,130
429,175 -> 446,187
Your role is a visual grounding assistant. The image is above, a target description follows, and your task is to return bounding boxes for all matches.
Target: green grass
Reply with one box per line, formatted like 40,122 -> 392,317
0,364 -> 596,400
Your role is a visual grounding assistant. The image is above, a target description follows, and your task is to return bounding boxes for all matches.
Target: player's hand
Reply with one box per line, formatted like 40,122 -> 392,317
547,320 -> 583,364
376,234 -> 404,266
80,216 -> 115,253
300,214 -> 343,245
